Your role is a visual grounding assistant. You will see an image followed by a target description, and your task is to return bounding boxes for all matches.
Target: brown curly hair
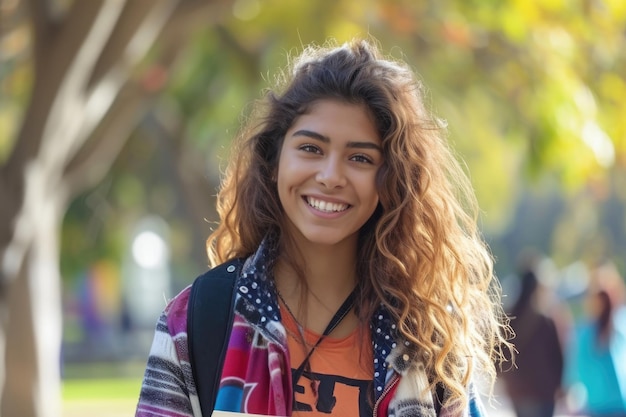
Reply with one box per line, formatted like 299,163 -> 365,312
207,38 -> 512,408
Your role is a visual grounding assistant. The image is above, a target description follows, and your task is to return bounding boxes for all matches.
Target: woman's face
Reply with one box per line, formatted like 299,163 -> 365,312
586,291 -> 609,319
276,99 -> 382,249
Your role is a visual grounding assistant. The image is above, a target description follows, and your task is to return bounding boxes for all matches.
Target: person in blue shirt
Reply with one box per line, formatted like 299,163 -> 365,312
566,261 -> 626,417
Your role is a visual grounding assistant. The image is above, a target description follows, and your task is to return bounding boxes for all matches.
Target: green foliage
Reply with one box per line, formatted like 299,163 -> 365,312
60,182 -> 125,286
5,0 -> 625,284
142,0 -> 626,273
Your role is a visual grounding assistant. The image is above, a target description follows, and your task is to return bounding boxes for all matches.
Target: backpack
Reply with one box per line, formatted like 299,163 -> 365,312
187,258 -> 244,416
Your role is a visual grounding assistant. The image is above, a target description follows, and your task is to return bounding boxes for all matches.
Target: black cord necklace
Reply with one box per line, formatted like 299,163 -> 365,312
277,288 -> 358,394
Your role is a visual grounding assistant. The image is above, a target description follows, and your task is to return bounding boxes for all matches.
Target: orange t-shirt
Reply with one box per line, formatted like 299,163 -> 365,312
280,304 -> 374,417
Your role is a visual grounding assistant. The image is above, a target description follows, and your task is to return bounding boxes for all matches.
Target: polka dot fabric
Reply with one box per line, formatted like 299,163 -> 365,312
371,303 -> 402,400
234,238 -> 285,345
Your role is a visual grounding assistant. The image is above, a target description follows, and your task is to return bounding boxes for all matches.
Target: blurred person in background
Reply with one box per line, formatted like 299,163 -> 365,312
565,260 -> 626,417
499,251 -> 566,417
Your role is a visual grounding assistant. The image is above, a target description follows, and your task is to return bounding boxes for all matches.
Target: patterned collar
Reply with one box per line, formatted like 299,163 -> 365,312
232,236 -> 407,400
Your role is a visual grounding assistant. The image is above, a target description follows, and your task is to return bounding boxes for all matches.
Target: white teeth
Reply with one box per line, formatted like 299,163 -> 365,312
307,197 -> 348,212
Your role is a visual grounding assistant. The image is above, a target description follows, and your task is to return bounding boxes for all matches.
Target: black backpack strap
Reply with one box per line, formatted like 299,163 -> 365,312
434,382 -> 445,414
187,258 -> 243,416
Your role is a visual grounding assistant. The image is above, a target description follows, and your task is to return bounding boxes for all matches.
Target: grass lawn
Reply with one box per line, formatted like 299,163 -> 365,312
62,377 -> 142,417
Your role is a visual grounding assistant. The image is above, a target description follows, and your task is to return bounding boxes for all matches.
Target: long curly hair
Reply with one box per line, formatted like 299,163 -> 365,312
207,38 -> 512,407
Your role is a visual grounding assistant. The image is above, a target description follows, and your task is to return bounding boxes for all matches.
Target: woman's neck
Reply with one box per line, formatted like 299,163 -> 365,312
278,236 -> 357,294
274,238 -> 359,336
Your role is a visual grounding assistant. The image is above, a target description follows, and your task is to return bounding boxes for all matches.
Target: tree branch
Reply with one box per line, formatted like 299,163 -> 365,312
155,0 -> 234,63
62,0 -> 235,196
5,0 -> 121,180
25,0 -> 52,65
88,0 -> 179,88
62,80 -> 147,196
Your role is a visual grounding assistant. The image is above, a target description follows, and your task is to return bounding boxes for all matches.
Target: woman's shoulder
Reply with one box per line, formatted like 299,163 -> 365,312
162,284 -> 193,335
163,259 -> 245,335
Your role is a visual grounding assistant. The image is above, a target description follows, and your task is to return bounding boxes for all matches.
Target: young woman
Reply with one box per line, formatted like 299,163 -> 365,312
565,261 -> 626,417
136,38 -> 512,417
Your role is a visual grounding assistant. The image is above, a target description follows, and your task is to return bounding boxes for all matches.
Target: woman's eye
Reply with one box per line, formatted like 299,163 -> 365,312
299,144 -> 321,154
351,154 -> 374,164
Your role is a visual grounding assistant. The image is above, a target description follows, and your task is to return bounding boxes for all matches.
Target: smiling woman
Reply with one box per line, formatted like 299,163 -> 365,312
135,38 -> 513,417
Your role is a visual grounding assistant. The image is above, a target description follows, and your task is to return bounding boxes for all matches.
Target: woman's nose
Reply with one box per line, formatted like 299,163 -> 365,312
315,156 -> 346,188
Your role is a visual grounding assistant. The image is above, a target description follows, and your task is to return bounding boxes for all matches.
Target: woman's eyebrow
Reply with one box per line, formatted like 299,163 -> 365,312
292,129 -> 329,143
291,129 -> 382,152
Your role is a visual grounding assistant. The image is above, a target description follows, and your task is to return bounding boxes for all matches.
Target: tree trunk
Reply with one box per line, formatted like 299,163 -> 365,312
2,194 -> 64,417
0,1 -> 233,415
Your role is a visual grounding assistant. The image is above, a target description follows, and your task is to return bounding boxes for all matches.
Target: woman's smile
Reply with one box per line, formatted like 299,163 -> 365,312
304,196 -> 351,213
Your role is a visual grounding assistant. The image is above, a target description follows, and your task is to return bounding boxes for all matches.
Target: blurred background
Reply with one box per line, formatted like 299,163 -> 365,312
1,0 -> 625,416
